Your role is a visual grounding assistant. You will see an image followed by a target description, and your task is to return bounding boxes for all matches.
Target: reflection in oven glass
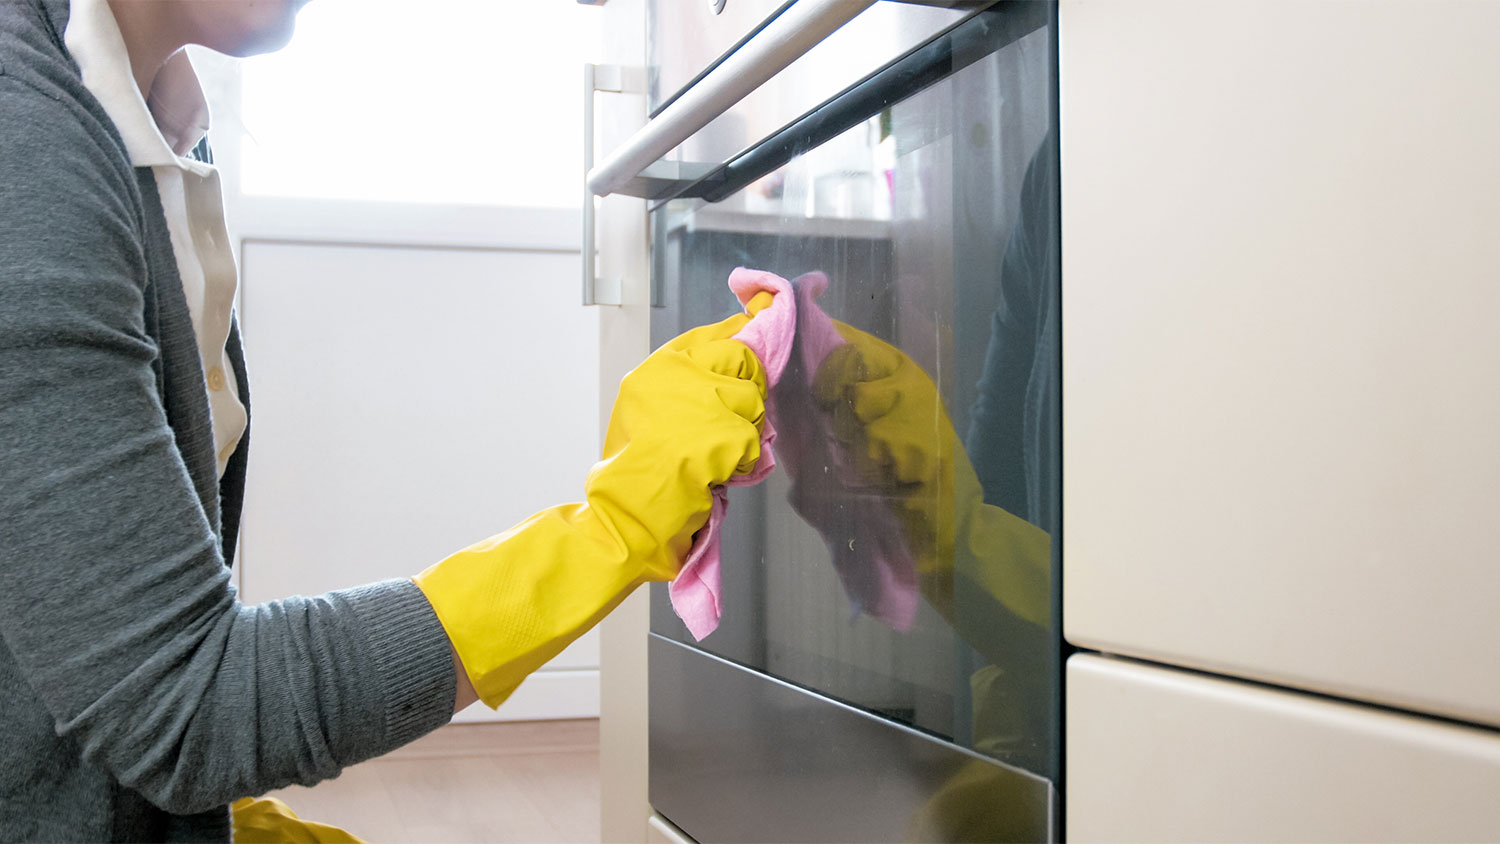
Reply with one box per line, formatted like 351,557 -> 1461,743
651,28 -> 1058,784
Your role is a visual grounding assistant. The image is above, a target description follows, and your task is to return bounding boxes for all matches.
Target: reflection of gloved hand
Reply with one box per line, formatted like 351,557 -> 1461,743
902,756 -> 1048,843
809,322 -> 1049,630
415,314 -> 767,706
813,322 -> 1054,775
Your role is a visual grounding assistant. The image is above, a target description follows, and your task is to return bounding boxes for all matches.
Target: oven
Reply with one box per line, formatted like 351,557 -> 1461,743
588,2 -> 1059,840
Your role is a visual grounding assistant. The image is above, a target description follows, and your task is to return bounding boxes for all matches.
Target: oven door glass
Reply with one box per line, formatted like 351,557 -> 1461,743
649,0 -> 1059,785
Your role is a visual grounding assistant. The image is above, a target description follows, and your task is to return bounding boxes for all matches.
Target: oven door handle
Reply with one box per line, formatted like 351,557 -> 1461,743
585,0 -> 877,201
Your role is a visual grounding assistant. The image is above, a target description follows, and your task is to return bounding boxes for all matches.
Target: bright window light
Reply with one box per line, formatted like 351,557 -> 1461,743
233,0 -> 602,207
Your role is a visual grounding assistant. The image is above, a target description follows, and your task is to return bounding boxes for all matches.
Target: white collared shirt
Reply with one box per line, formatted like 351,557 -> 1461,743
64,0 -> 247,478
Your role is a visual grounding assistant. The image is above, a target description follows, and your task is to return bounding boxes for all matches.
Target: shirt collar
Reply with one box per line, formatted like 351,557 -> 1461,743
63,0 -> 211,167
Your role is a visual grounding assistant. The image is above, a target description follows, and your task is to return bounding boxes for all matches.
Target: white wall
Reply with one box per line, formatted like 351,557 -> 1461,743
235,237 -> 602,723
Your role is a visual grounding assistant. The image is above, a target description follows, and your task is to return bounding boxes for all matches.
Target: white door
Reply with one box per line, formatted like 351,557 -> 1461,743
192,1 -> 610,722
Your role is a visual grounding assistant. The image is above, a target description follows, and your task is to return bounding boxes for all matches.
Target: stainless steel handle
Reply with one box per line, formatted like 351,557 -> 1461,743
582,63 -> 623,306
585,0 -> 876,200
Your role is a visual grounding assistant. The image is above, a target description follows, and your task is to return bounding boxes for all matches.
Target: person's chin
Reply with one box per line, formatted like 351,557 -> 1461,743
233,23 -> 297,57
218,1 -> 305,58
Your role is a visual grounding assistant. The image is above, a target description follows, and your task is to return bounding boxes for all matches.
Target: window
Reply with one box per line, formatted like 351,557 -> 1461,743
216,1 -> 602,207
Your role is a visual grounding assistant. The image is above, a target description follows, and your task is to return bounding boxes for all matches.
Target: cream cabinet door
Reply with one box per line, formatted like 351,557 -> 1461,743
237,237 -> 603,722
1067,654 -> 1500,842
1061,0 -> 1500,727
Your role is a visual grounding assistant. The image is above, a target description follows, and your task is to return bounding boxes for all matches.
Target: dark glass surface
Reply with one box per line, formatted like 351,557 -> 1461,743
650,2 -> 1059,782
650,634 -> 1055,844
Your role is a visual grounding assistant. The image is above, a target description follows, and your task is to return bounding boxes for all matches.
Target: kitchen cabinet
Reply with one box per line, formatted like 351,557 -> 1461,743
1061,0 -> 1500,728
1067,654 -> 1500,842
237,238 -> 602,722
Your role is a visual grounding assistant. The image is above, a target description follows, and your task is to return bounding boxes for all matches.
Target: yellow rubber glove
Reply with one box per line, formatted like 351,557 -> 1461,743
231,797 -> 366,843
415,313 -> 767,706
809,322 -> 1050,631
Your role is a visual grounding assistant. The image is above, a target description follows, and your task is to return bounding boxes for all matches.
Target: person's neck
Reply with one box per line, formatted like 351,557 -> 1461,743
105,0 -> 187,98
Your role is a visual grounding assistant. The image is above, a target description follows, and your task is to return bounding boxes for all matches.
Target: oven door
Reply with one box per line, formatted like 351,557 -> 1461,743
603,2 -> 1059,841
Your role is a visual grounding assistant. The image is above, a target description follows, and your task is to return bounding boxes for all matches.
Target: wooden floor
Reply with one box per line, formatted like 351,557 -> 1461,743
264,719 -> 601,844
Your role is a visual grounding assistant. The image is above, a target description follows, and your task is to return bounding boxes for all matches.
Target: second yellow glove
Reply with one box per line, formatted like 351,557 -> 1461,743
809,322 -> 1050,630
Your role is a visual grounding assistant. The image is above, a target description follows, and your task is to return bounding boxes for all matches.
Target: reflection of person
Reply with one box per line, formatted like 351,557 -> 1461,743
0,1 -> 766,839
782,131 -> 1058,840
796,314 -> 1053,711
789,305 -> 1053,840
965,132 -> 1059,541
915,131 -> 1059,843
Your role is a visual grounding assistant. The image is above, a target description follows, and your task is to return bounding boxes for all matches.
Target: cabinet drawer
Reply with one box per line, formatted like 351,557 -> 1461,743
1067,655 -> 1500,842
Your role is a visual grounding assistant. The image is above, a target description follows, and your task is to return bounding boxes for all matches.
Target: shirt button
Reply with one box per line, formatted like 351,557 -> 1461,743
207,366 -> 227,391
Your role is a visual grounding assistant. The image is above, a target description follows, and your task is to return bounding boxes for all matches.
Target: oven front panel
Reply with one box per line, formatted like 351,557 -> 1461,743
649,635 -> 1055,843
647,1 -> 979,177
647,3 -> 1059,840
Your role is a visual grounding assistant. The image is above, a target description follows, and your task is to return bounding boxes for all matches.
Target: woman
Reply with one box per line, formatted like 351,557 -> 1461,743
0,0 -> 767,839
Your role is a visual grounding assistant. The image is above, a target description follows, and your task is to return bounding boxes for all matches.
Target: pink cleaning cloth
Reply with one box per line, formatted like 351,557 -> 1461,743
775,272 -> 919,631
669,268 -> 796,640
669,268 -> 921,639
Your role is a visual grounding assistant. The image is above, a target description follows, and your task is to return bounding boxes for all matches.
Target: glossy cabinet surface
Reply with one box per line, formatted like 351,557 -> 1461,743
1060,0 -> 1500,727
1067,655 -> 1500,842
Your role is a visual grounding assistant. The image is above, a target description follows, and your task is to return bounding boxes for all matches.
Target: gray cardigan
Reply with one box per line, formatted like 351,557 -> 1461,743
0,1 -> 457,839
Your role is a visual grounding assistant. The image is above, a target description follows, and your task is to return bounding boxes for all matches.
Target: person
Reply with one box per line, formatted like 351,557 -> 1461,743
0,0 -> 768,839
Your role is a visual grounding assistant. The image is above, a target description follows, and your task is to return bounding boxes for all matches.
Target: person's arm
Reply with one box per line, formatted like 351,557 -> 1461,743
450,643 -> 479,713
1,78 -> 767,813
0,83 -> 457,814
413,311 -> 767,707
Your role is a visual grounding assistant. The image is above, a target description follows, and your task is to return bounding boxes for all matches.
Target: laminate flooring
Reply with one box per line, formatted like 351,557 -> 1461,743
263,719 -> 601,844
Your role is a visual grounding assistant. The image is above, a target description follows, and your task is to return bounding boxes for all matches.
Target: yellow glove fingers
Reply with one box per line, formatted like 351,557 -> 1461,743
658,311 -> 752,352
831,319 -> 904,377
868,431 -> 934,487
606,341 -> 765,453
744,289 -> 775,317
658,288 -> 776,354
682,337 -> 768,389
805,331 -> 931,489
848,378 -> 902,425
810,343 -> 863,408
607,407 -> 762,493
799,319 -> 1052,636
700,381 -> 768,478
857,376 -> 950,484
656,345 -> 766,479
812,326 -> 908,420
611,341 -> 765,437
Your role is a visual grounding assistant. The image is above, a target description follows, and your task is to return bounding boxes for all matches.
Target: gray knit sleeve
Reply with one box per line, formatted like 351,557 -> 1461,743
0,82 -> 456,814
